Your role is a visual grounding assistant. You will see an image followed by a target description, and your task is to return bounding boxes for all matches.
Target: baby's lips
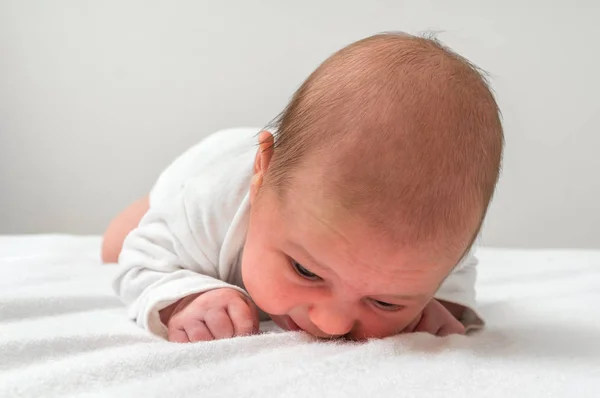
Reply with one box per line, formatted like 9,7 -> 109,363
286,316 -> 302,332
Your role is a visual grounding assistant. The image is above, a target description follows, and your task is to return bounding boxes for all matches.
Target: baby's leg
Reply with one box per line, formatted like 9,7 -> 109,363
101,196 -> 149,263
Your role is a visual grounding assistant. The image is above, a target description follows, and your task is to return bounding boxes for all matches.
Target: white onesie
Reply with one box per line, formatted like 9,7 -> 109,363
113,127 -> 483,339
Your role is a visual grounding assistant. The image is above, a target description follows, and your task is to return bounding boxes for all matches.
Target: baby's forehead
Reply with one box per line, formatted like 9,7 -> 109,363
280,176 -> 467,257
280,154 -> 478,263
277,198 -> 460,295
267,34 -> 501,260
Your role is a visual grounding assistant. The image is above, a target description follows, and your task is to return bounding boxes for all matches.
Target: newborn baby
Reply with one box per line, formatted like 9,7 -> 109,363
105,32 -> 503,342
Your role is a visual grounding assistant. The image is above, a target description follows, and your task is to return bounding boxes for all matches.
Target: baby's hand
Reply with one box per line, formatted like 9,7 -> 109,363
160,288 -> 260,343
402,299 -> 465,337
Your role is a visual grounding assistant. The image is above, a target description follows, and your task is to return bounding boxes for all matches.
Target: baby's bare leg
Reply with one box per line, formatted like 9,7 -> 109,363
101,196 -> 149,263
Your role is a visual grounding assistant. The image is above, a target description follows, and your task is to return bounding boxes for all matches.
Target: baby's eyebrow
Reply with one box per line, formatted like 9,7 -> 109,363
289,241 -> 332,272
378,293 -> 429,302
289,242 -> 431,301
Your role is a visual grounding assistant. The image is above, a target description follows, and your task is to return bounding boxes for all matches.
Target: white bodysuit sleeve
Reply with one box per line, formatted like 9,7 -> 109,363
113,184 -> 248,339
433,250 -> 484,331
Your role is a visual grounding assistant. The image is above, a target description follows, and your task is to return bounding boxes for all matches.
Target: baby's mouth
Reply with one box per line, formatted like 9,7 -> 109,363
270,314 -> 303,332
272,315 -> 350,340
285,315 -> 302,332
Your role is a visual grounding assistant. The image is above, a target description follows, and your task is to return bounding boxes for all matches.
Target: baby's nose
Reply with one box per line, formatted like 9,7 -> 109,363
308,304 -> 355,337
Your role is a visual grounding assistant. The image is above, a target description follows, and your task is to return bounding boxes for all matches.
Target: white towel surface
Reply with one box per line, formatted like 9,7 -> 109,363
1,235 -> 599,398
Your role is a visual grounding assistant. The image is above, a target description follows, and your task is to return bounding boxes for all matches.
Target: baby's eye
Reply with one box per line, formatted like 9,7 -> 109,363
292,261 -> 321,281
371,300 -> 405,312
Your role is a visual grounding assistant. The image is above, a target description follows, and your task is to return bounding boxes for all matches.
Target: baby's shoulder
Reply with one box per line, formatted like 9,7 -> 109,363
201,127 -> 261,152
180,127 -> 261,171
150,127 -> 260,208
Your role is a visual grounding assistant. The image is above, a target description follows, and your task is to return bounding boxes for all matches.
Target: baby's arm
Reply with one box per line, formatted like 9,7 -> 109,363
433,251 -> 483,331
400,253 -> 480,336
113,184 -> 257,341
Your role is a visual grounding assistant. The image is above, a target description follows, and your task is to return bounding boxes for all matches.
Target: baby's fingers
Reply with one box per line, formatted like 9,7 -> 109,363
168,325 -> 191,343
204,309 -> 235,340
401,311 -> 423,334
185,320 -> 215,342
437,319 -> 465,337
228,300 -> 259,336
413,309 -> 443,335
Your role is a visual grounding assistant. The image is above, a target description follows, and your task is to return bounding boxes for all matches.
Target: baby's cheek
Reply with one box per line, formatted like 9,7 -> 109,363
247,281 -> 292,315
241,259 -> 292,315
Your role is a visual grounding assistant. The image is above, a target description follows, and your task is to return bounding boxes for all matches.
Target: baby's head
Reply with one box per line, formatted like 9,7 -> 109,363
241,33 -> 503,340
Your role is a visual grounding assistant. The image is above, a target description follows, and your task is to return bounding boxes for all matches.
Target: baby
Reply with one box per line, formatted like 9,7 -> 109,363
105,32 -> 503,342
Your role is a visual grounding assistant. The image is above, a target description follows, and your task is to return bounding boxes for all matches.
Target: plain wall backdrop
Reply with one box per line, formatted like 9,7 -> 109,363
1,0 -> 598,248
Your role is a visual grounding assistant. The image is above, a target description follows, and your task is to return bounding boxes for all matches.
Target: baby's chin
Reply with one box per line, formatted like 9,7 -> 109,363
270,314 -> 344,340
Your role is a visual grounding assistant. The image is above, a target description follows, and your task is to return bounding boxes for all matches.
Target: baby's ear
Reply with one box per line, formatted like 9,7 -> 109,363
250,131 -> 274,205
254,131 -> 274,174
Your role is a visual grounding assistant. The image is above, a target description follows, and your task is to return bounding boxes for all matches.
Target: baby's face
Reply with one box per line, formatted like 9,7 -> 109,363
242,173 -> 465,340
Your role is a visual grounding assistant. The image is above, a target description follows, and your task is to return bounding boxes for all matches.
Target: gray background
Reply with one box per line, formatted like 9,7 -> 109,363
1,0 -> 598,248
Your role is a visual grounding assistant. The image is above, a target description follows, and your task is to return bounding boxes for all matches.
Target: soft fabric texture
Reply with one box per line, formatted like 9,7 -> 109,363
114,127 -> 481,339
1,235 -> 599,397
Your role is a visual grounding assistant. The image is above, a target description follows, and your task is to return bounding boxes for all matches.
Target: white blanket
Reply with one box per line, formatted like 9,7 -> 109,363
1,235 -> 599,398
